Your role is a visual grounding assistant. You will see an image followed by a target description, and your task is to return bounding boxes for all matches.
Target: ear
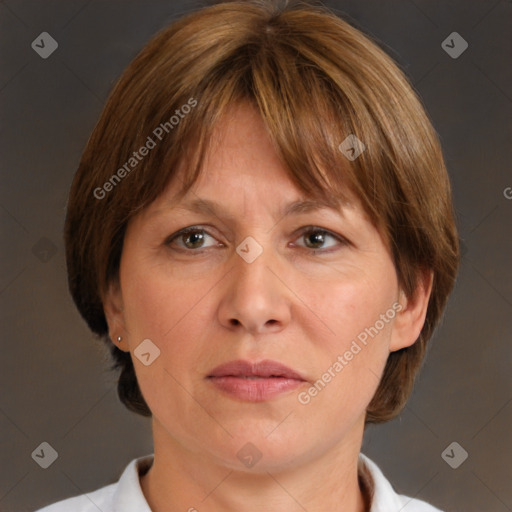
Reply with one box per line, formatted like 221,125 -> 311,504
103,279 -> 130,353
389,268 -> 433,352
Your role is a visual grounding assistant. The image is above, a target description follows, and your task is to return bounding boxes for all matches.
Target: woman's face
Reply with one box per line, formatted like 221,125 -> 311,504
107,103 -> 426,472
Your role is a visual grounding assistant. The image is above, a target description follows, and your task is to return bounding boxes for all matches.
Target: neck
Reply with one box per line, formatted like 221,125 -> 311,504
140,417 -> 369,512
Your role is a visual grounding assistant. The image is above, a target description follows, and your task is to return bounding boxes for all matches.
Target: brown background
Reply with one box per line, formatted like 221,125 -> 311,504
1,1 -> 511,510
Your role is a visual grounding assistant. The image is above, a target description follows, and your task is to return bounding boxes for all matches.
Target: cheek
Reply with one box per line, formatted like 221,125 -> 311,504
120,260 -> 218,372
119,263 -> 216,418
301,275 -> 398,411
121,255 -> 198,334
300,261 -> 399,350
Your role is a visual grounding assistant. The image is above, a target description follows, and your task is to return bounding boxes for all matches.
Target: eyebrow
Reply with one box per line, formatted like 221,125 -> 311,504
156,196 -> 345,222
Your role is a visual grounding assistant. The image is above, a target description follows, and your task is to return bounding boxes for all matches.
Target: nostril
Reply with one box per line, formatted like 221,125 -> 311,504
230,319 -> 241,326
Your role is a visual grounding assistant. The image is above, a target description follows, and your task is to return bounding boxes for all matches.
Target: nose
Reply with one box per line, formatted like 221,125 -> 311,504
217,240 -> 292,335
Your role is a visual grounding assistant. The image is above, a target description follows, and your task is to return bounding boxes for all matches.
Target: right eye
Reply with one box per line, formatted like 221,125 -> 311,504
165,226 -> 223,252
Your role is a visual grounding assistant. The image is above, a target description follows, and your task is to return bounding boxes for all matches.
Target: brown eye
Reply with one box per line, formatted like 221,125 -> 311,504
294,227 -> 346,252
182,230 -> 206,249
166,227 -> 219,251
304,230 -> 327,249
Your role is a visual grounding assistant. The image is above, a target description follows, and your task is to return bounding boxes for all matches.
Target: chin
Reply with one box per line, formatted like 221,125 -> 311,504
206,427 -> 312,473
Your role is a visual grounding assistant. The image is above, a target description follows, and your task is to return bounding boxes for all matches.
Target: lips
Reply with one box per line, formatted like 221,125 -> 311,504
207,359 -> 305,380
207,360 -> 306,402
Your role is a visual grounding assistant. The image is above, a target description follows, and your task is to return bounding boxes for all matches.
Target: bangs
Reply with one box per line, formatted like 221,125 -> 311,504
125,17 -> 389,230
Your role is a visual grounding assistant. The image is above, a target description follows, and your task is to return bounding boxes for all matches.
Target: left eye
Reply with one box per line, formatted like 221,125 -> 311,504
293,228 -> 343,251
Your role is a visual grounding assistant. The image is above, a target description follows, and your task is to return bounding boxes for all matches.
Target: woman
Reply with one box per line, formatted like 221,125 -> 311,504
38,1 -> 459,511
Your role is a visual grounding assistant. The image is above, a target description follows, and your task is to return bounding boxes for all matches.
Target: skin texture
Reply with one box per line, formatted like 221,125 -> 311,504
104,102 -> 432,512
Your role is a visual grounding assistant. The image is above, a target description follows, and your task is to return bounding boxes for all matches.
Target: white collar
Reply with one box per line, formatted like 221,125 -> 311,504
110,453 -> 440,512
112,454 -> 153,512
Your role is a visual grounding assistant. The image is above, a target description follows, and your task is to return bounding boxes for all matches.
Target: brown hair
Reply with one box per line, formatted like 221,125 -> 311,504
65,0 -> 459,423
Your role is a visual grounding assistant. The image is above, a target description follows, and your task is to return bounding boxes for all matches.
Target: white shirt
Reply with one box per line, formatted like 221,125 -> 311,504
35,453 -> 443,512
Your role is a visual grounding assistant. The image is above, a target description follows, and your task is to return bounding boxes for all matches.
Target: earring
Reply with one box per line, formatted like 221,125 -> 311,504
117,336 -> 122,342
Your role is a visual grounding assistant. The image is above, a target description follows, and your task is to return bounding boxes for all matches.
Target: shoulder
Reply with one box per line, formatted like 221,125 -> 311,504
34,455 -> 154,512
34,483 -> 116,512
359,453 -> 444,512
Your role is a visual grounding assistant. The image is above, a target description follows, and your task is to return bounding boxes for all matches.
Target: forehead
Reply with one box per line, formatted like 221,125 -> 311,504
144,103 -> 359,220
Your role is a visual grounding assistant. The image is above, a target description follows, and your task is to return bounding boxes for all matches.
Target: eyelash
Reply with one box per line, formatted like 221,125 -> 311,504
165,225 -> 348,254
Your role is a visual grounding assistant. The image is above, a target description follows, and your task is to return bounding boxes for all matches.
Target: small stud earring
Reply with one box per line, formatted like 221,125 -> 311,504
117,336 -> 122,342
